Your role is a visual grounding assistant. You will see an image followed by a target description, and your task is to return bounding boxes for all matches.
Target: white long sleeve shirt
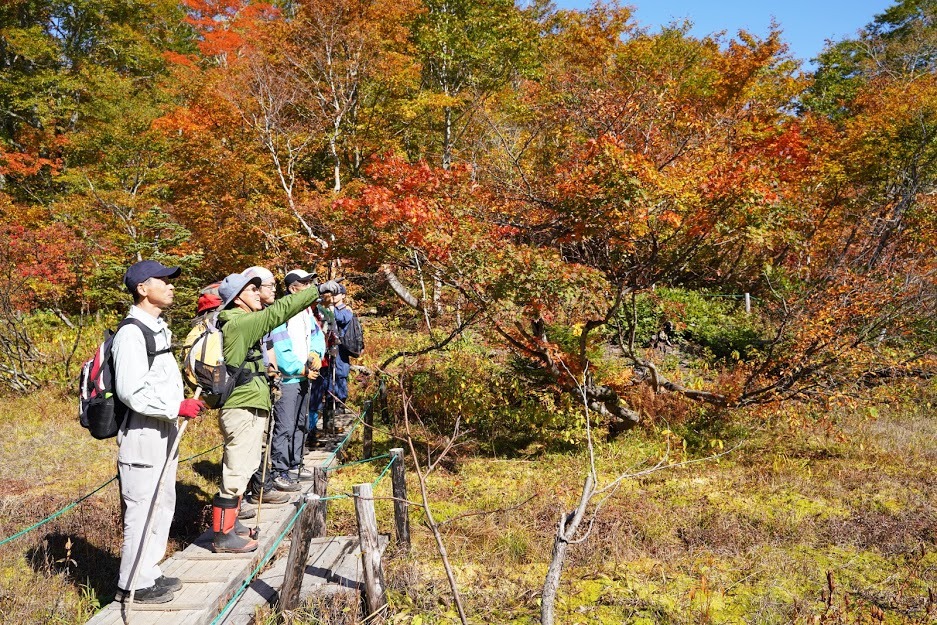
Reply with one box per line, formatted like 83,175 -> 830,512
112,305 -> 184,466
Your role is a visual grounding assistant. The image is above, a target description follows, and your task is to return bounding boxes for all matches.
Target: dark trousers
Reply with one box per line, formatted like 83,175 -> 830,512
271,381 -> 310,473
250,381 -> 309,489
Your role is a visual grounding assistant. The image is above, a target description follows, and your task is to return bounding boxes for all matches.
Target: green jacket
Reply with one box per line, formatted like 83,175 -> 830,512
218,288 -> 321,411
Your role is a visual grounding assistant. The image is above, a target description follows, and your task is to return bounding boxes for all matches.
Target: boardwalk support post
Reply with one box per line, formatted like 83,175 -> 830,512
362,399 -> 374,460
353,483 -> 387,618
312,467 -> 328,538
280,493 -> 318,612
379,377 -> 390,426
390,448 -> 410,552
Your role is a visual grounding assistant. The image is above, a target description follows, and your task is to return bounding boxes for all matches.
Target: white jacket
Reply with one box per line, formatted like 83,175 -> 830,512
112,306 -> 183,467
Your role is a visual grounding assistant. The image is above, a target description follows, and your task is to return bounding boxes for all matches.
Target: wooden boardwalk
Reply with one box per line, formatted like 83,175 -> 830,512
87,414 -> 376,625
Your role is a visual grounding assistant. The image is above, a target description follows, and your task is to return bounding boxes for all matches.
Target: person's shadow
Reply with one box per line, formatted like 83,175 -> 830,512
26,533 -> 121,603
189,459 -> 220,483
27,479 -> 215,605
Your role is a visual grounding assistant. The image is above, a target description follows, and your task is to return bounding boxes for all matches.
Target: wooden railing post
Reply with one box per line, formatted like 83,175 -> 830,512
353,483 -> 387,618
390,448 -> 410,552
280,493 -> 318,612
379,377 -> 390,426
362,399 -> 373,459
312,467 -> 328,538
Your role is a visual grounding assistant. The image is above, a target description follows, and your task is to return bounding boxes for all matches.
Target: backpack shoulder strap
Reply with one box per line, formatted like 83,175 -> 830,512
116,318 -> 171,369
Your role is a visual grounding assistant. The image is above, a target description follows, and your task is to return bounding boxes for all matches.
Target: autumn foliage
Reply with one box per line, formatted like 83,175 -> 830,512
0,0 -> 934,421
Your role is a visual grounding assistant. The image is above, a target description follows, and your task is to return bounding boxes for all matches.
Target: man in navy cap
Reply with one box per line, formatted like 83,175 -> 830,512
113,260 -> 206,603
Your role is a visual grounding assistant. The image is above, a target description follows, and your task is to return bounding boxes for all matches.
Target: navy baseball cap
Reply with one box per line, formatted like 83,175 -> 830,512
124,260 -> 181,295
284,269 -> 317,289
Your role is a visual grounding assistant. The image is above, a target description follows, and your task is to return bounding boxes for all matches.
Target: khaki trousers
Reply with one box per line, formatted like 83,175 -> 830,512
218,407 -> 268,498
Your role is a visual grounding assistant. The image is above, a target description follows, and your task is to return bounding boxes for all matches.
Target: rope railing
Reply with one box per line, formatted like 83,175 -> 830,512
209,498 -> 308,625
208,386 -> 396,620
324,453 -> 390,473
0,443 -> 223,549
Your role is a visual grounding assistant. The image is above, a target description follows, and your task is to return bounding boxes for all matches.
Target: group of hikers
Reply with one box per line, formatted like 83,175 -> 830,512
110,259 -> 359,605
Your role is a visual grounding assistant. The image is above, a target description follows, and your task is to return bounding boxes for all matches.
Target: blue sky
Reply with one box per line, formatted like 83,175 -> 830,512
552,1 -> 895,67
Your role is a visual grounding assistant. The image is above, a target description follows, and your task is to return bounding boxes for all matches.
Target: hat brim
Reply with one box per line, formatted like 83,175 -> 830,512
222,276 -> 262,309
153,266 -> 182,280
285,274 -> 317,288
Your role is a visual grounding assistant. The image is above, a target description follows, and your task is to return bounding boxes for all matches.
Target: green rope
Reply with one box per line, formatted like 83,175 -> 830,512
210,500 -> 307,625
324,453 -> 390,473
0,476 -> 117,548
0,441 -> 222,548
371,455 -> 396,488
321,493 -> 350,502
321,420 -> 360,468
180,443 -> 222,463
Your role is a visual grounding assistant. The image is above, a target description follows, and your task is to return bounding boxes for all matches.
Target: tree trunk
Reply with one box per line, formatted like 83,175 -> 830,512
443,106 -> 452,170
379,265 -> 421,310
541,474 -> 594,625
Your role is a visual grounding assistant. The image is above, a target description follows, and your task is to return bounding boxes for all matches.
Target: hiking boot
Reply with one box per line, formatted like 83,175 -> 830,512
234,496 -> 254,533
238,502 -> 256,520
289,467 -> 315,481
116,584 -> 174,604
246,487 -> 291,505
155,575 -> 182,592
211,494 -> 258,554
304,432 -> 318,450
273,474 -> 301,492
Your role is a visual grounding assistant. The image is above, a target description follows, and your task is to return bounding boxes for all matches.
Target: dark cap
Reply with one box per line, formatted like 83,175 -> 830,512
124,260 -> 181,295
284,269 -> 317,289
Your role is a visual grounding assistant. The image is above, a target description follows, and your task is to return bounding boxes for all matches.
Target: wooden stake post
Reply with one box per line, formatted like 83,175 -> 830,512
379,377 -> 390,426
280,494 -> 318,612
312,467 -> 327,537
390,448 -> 410,552
280,468 -> 329,613
353,483 -> 387,618
362,399 -> 373,459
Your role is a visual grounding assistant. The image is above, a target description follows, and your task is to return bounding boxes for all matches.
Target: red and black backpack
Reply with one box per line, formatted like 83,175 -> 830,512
78,318 -> 168,439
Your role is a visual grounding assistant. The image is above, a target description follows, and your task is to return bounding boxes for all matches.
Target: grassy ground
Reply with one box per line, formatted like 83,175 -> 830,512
323,393 -> 937,625
0,383 -> 934,624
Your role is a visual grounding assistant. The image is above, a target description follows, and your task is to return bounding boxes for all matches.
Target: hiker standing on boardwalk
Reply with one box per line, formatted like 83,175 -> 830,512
270,269 -> 321,487
328,283 -> 354,412
211,271 -> 321,553
240,266 -> 291,510
113,260 -> 206,604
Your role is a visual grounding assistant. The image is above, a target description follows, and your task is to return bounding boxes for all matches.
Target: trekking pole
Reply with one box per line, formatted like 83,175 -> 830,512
252,407 -> 276,540
297,381 -> 309,475
123,387 -> 201,623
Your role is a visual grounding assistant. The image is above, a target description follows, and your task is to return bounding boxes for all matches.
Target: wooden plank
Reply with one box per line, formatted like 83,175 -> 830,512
218,535 -> 350,625
307,537 -> 354,576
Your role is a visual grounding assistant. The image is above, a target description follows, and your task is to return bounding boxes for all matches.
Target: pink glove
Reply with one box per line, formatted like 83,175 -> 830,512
179,398 -> 207,419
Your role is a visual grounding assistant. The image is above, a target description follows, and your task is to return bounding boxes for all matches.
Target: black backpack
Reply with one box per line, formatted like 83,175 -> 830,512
78,319 -> 168,439
340,313 -> 364,358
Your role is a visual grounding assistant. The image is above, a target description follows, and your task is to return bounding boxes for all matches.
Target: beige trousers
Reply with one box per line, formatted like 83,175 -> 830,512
218,407 -> 269,498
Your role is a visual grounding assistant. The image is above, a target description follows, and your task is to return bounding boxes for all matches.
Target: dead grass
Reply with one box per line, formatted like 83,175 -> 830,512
1,379 -> 935,624
325,390 -> 937,624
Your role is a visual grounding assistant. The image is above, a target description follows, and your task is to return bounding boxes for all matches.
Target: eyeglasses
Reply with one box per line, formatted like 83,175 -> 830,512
260,282 -> 276,291
244,285 -> 260,293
